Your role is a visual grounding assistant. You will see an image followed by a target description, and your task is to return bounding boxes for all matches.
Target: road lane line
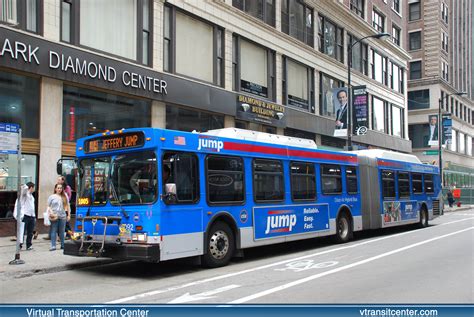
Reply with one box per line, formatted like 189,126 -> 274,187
230,226 -> 474,304
107,217 -> 474,304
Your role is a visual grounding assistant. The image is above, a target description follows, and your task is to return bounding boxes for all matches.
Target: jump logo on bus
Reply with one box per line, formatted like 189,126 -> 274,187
197,137 -> 224,152
265,210 -> 297,234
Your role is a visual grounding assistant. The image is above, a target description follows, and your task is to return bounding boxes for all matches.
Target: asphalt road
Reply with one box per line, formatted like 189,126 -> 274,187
2,209 -> 473,304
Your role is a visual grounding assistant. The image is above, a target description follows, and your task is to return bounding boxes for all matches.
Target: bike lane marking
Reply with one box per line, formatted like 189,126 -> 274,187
229,226 -> 474,304
107,217 -> 473,304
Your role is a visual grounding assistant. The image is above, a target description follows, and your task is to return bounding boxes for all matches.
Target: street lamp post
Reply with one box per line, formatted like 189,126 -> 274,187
438,91 -> 466,187
347,32 -> 390,150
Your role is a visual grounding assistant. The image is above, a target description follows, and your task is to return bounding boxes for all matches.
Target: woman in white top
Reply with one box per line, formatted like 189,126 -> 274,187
47,184 -> 70,251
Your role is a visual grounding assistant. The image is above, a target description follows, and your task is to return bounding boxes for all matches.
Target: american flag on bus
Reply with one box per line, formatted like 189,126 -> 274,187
174,136 -> 186,145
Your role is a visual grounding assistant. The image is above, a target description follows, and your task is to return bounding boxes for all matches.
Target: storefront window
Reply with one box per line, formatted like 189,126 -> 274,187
166,105 -> 224,132
0,154 -> 38,218
62,85 -> 151,142
0,71 -> 40,138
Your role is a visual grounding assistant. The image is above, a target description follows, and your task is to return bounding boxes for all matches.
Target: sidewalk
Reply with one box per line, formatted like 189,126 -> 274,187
442,204 -> 473,213
0,233 -> 117,280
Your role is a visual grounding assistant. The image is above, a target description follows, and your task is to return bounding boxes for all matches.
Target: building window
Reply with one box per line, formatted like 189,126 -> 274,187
408,124 -> 430,148
282,0 -> 313,46
408,90 -> 430,110
409,61 -> 422,80
392,25 -> 401,46
318,15 -> 344,63
391,105 -> 403,138
0,154 -> 38,219
319,72 -> 344,119
409,31 -> 421,50
284,128 -> 315,140
392,0 -> 401,14
0,0 -> 41,34
371,50 -> 387,85
283,57 -> 314,112
467,136 -> 472,156
372,96 -> 387,133
62,0 -> 151,65
441,32 -> 448,52
372,9 -> 385,32
441,2 -> 448,24
348,34 -> 368,75
290,161 -> 316,201
164,6 -> 224,86
350,0 -> 364,19
449,129 -> 457,152
166,105 -> 224,132
232,0 -> 275,26
62,85 -> 150,142
441,61 -> 449,81
391,63 -> 403,93
409,1 -> 421,21
233,35 -> 276,100
459,132 -> 465,154
0,70 -> 40,138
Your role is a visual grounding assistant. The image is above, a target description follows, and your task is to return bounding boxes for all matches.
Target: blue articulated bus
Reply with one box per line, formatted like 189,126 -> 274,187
64,128 -> 441,267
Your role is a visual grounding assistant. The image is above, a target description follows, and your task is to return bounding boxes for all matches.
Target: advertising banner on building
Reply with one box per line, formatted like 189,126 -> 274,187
442,113 -> 452,146
333,87 -> 348,137
236,94 -> 286,127
352,85 -> 369,136
427,114 -> 439,147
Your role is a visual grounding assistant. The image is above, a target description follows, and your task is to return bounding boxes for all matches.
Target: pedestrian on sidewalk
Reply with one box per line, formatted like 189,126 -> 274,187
47,184 -> 71,251
447,188 -> 455,208
13,182 -> 36,250
57,176 -> 73,239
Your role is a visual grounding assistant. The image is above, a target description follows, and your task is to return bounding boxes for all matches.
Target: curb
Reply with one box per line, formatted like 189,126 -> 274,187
1,258 -> 124,281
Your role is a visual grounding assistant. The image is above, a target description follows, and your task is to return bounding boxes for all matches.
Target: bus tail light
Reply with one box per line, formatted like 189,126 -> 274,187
136,225 -> 143,231
77,225 -> 83,231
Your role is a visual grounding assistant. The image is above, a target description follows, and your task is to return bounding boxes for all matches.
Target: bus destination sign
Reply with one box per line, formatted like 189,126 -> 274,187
85,132 -> 145,153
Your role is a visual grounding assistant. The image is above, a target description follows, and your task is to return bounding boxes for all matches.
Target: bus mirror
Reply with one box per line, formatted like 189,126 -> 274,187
165,183 -> 177,195
56,160 -> 63,175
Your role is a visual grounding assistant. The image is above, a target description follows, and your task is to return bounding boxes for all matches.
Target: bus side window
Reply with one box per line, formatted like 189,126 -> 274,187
320,164 -> 342,195
424,174 -> 434,193
253,159 -> 284,202
398,172 -> 410,199
290,161 -> 316,201
381,170 -> 395,199
162,152 -> 199,204
345,166 -> 358,194
412,173 -> 423,194
206,155 -> 244,204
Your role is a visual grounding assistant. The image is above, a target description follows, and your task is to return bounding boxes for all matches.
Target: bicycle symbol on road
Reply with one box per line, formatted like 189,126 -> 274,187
274,260 -> 339,272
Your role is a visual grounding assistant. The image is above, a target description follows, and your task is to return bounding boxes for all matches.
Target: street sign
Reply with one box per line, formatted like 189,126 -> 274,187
423,150 -> 439,155
0,123 -> 20,154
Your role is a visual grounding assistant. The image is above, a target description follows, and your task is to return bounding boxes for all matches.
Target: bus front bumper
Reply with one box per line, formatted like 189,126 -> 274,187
64,240 -> 160,262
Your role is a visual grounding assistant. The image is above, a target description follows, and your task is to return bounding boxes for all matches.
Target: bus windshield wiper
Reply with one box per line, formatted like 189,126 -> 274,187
109,178 -> 129,219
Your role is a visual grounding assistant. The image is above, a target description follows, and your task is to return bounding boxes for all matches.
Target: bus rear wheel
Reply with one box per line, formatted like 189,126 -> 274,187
335,212 -> 352,243
202,221 -> 235,268
419,207 -> 429,228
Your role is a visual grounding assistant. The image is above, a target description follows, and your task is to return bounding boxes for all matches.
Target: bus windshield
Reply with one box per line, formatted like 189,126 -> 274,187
77,151 -> 157,206
110,151 -> 157,204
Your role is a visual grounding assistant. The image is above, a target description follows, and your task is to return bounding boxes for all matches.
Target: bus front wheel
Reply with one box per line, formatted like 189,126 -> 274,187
202,221 -> 235,268
335,212 -> 352,243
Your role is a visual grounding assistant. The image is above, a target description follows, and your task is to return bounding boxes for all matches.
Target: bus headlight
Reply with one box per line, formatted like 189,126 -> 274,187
132,233 -> 147,242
